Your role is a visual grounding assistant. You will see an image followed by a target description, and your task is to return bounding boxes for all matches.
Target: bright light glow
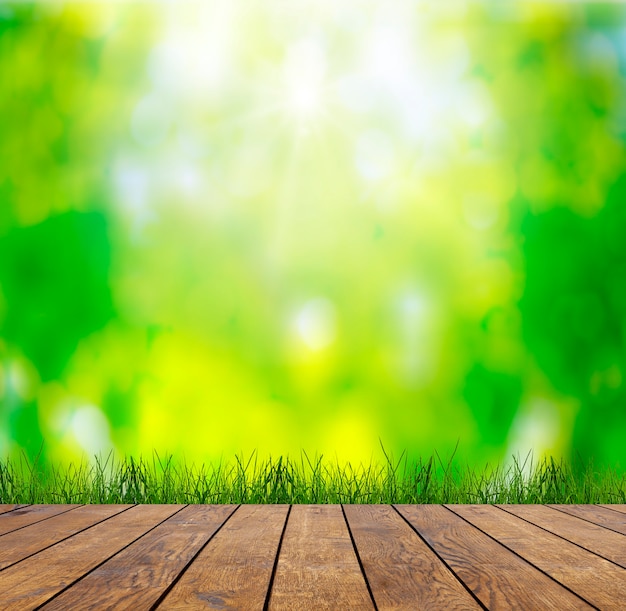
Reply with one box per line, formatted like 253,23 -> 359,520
458,81 -> 493,128
289,83 -> 321,118
148,4 -> 235,97
112,159 -> 156,237
370,27 -> 413,90
355,129 -> 395,182
505,398 -> 563,476
394,289 -> 437,386
130,92 -> 173,148
294,298 -> 337,351
336,73 -> 376,114
71,404 -> 114,457
284,37 -> 327,121
8,358 -> 38,402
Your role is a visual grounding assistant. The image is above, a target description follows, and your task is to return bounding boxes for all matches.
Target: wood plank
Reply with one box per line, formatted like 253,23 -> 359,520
0,504 -> 80,536
549,504 -> 626,536
158,504 -> 289,610
599,504 -> 626,515
398,504 -> 590,610
0,505 -> 29,516
40,504 -> 237,611
0,504 -> 132,570
344,504 -> 482,610
501,504 -> 626,567
451,504 -> 626,610
268,504 -> 373,610
0,504 -> 183,610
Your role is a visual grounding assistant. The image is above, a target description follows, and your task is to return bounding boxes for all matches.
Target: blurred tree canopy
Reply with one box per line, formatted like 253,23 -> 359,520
0,2 -> 625,469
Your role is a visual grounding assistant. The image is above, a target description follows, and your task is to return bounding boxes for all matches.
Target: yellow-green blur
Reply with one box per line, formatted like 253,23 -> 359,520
1,1 -> 625,469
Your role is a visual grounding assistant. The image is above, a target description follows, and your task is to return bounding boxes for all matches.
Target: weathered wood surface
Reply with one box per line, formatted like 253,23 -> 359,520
398,504 -> 591,610
269,504 -> 372,610
345,504 -> 482,610
500,503 -> 626,568
0,503 -> 624,610
550,503 -> 626,535
0,504 -> 79,536
452,504 -> 626,610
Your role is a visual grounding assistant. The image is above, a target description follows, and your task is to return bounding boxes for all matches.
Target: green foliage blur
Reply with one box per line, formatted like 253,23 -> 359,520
0,1 -> 625,470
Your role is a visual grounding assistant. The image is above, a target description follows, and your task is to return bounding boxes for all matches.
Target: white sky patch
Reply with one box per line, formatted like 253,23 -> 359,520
165,160 -> 205,199
147,4 -> 235,98
394,288 -> 438,386
336,73 -> 377,114
438,34 -> 471,80
355,129 -> 395,182
113,159 -> 150,210
112,158 -> 157,237
176,128 -> 210,161
354,20 -> 474,147
366,24 -> 415,97
457,81 -> 493,129
227,143 -> 272,199
130,92 -> 174,148
284,37 -> 327,121
432,1 -> 469,20
71,404 -> 114,458
504,398 -> 562,478
294,298 -> 337,351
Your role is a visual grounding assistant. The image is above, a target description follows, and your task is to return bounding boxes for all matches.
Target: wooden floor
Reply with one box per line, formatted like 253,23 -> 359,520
0,504 -> 625,609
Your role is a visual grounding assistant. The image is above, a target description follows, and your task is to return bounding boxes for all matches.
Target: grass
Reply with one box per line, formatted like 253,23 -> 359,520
1,446 -> 625,504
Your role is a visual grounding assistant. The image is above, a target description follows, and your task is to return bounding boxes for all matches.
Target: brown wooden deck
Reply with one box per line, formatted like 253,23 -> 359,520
0,504 -> 625,609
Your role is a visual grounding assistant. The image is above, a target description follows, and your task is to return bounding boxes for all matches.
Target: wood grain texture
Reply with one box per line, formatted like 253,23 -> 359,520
549,504 -> 626,535
398,504 -> 591,610
344,504 -> 482,610
40,504 -> 237,611
0,505 -> 28,515
0,504 -> 80,536
452,504 -> 626,610
501,504 -> 626,567
158,504 -> 289,610
599,504 -> 626,515
0,504 -> 624,609
269,504 -> 373,610
0,504 -> 131,570
0,504 -> 183,610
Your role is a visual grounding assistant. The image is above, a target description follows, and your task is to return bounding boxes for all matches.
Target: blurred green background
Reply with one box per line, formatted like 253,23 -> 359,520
1,1 -> 625,469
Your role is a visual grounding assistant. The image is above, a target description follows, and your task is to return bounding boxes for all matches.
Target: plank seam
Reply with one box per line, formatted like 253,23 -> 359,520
263,504 -> 292,611
595,504 -> 626,516
0,505 -> 83,539
341,504 -> 379,611
392,505 -> 488,611
148,504 -> 241,611
446,505 -> 601,611
546,505 -> 626,537
32,504 -> 190,611
0,505 -> 31,516
496,505 -> 626,570
0,504 -> 136,574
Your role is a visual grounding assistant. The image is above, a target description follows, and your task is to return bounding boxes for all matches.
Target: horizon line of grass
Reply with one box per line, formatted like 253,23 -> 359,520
1,447 -> 625,504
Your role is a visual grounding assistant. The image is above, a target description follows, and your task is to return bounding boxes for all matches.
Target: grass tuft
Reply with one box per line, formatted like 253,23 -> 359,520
0,449 -> 624,504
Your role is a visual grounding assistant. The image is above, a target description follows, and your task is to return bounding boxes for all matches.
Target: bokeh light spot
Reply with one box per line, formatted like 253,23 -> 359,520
71,404 -> 113,457
294,298 -> 337,352
130,93 -> 173,148
355,129 -> 395,182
